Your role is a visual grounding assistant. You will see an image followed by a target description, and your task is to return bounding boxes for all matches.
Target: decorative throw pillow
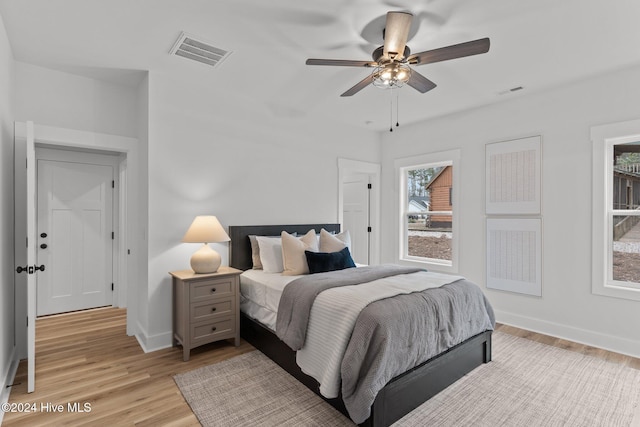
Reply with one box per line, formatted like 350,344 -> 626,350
319,228 -> 351,253
281,229 -> 319,276
305,247 -> 356,274
249,235 -> 263,269
256,236 -> 285,273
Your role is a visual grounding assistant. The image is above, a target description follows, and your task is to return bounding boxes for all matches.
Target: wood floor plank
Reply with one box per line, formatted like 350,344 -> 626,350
3,310 -> 636,426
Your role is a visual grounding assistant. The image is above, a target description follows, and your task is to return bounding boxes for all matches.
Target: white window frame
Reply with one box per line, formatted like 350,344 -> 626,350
395,149 -> 460,273
592,119 -> 640,301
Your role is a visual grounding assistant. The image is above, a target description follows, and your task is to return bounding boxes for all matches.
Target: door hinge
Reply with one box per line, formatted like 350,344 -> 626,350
112,180 -> 115,188
111,283 -> 114,291
367,226 -> 372,232
111,232 -> 114,240
367,183 -> 372,189
26,316 -> 28,327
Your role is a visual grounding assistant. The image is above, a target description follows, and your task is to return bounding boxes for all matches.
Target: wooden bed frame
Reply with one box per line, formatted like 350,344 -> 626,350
229,224 -> 492,427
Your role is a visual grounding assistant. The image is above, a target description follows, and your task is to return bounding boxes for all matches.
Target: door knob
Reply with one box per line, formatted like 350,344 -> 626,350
40,244 -> 47,249
16,265 -> 45,274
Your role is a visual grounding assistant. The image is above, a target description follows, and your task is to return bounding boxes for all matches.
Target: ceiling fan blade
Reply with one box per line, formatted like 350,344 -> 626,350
306,58 -> 376,67
383,11 -> 413,60
407,70 -> 437,93
341,74 -> 375,97
408,38 -> 490,66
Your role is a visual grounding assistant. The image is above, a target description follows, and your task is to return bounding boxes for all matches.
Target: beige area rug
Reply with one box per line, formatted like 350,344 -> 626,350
174,332 -> 640,427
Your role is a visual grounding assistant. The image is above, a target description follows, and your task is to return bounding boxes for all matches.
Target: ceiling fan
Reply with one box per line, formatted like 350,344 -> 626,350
306,11 -> 490,97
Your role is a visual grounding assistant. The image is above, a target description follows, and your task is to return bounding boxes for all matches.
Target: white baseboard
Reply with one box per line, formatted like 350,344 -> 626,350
495,309 -> 640,359
1,348 -> 20,425
134,321 -> 172,353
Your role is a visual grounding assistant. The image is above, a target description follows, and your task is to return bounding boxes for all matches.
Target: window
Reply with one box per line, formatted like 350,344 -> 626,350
610,145 -> 640,287
396,149 -> 459,272
592,120 -> 640,301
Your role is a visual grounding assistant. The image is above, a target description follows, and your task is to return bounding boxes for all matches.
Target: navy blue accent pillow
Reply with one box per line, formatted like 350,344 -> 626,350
305,247 -> 356,274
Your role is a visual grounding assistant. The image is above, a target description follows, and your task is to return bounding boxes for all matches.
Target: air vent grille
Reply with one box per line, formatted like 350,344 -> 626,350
170,32 -> 232,68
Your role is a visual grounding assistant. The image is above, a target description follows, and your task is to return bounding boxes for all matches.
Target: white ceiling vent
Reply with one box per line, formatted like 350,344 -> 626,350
170,32 -> 232,69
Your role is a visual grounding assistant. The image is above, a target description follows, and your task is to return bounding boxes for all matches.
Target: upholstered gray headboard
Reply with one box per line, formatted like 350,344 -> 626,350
228,224 -> 341,271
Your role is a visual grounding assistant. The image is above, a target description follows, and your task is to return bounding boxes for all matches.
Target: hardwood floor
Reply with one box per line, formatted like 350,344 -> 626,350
3,308 -> 639,426
3,308 -> 253,426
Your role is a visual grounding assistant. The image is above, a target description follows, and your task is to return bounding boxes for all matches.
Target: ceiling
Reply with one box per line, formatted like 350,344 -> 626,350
1,0 -> 640,132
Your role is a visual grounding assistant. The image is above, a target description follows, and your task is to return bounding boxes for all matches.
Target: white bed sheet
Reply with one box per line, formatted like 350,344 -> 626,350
239,269 -> 301,330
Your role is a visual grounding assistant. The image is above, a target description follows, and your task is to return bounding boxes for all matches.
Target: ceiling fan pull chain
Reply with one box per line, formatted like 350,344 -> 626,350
389,87 -> 394,132
396,92 -> 400,128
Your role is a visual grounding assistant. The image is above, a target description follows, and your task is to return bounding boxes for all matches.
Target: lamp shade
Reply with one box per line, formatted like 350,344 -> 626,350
182,216 -> 230,243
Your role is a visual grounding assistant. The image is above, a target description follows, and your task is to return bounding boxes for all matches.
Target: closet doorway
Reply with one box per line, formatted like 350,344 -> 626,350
36,148 -> 119,316
338,159 -> 380,265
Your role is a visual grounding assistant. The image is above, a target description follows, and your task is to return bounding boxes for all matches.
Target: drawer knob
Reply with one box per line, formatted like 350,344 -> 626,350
211,307 -> 217,312
211,288 -> 216,293
211,327 -> 217,332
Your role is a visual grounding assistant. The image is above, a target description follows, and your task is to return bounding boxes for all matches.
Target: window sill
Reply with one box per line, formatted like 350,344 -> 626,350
593,282 -> 640,302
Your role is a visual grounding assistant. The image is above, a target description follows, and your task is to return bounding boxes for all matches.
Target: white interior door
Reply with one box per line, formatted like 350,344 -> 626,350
26,123 -> 36,393
14,121 -> 37,393
36,158 -> 114,315
343,173 -> 371,265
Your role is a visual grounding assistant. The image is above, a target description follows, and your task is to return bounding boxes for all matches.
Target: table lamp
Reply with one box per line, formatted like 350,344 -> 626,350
182,215 -> 230,273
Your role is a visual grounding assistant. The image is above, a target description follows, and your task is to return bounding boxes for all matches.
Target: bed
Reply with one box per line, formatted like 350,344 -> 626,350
229,223 -> 494,427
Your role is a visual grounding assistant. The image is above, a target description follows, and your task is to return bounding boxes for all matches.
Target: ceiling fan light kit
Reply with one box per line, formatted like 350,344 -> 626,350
372,62 -> 411,89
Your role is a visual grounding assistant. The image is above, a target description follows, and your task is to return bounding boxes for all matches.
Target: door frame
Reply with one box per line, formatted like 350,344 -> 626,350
14,122 -> 140,359
337,158 -> 381,265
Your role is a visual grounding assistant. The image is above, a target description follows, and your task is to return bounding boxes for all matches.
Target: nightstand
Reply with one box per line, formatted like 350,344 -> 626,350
170,266 -> 242,361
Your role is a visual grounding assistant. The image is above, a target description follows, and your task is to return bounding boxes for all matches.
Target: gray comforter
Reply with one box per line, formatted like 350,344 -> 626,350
275,265 -> 495,424
342,278 -> 495,423
276,264 -> 424,350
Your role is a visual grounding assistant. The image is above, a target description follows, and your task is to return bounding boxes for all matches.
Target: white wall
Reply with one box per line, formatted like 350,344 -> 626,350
380,65 -> 640,358
14,62 -> 139,138
140,71 -> 382,349
135,73 -> 149,338
0,10 -> 15,409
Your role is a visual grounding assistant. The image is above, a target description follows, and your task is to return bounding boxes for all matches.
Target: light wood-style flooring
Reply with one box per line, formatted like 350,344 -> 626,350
3,308 -> 639,426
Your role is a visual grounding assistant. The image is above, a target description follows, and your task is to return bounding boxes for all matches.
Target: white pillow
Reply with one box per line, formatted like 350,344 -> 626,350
281,229 -> 319,276
250,233 -> 295,269
319,228 -> 351,253
256,236 -> 284,273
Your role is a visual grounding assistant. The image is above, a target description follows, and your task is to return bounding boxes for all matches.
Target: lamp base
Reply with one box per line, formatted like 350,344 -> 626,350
190,244 -> 222,274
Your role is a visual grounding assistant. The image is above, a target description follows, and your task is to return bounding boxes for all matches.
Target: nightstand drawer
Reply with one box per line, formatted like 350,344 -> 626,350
191,278 -> 233,302
191,298 -> 234,323
191,317 -> 235,342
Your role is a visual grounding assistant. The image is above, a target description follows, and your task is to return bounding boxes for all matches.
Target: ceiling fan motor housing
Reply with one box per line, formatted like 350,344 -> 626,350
373,45 -> 411,63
